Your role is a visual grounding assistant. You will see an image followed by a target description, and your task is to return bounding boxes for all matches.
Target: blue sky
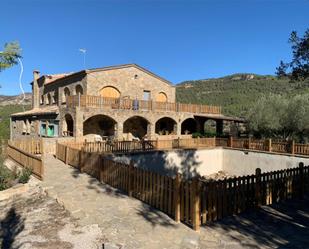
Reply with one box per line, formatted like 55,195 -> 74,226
1,0 -> 308,95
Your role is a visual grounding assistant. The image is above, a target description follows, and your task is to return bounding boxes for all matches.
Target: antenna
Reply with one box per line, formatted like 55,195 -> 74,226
79,48 -> 87,69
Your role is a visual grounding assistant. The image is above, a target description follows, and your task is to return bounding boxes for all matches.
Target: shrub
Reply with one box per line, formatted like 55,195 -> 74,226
18,167 -> 32,184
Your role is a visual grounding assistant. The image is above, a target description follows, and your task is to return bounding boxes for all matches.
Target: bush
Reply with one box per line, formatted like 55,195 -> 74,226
0,160 -> 15,191
18,167 -> 32,184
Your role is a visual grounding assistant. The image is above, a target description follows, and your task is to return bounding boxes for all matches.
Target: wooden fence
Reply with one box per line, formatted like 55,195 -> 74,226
9,139 -> 42,155
66,95 -> 222,115
55,141 -> 308,231
7,141 -> 44,180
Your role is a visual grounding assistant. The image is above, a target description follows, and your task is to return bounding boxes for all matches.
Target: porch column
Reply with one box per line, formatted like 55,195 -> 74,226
75,107 -> 84,137
147,122 -> 155,140
216,119 -> 224,136
115,122 -> 123,141
176,121 -> 182,137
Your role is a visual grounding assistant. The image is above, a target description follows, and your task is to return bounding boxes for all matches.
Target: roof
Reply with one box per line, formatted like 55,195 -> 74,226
34,64 -> 173,87
194,114 -> 245,122
11,106 -> 59,117
44,73 -> 73,85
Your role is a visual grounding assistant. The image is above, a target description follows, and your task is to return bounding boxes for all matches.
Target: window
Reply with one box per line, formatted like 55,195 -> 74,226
143,90 -> 151,101
75,85 -> 83,95
63,87 -> 70,103
156,92 -> 168,102
100,86 -> 120,98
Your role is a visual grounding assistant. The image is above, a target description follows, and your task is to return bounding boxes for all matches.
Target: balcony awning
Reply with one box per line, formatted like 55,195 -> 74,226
194,114 -> 245,122
11,106 -> 59,117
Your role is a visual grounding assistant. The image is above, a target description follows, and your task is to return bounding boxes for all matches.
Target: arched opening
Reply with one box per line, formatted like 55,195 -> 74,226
75,85 -> 83,95
63,114 -> 74,136
123,116 -> 149,140
40,95 -> 44,105
155,117 -> 177,135
156,92 -> 167,102
181,118 -> 197,135
47,93 -> 52,105
63,87 -> 70,103
100,86 -> 120,98
204,119 -> 216,137
83,115 -> 116,137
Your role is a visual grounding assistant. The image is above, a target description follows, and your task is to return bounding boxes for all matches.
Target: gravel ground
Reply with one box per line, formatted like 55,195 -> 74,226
0,185 -> 105,249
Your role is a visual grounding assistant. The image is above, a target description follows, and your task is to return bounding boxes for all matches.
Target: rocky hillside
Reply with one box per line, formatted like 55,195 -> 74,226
0,93 -> 32,106
176,74 -> 309,116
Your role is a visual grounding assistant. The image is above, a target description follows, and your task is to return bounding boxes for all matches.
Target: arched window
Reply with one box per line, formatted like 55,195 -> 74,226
100,86 -> 120,98
40,95 -> 44,105
75,85 -> 83,95
156,92 -> 168,102
47,93 -> 52,105
63,87 -> 70,103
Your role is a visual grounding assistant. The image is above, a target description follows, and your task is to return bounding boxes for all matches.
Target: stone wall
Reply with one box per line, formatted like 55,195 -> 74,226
86,66 -> 175,102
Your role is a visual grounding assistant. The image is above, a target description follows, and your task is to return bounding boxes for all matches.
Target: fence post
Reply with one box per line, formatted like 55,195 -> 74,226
299,162 -> 304,199
174,173 -> 181,223
156,138 -> 159,149
178,137 -> 180,148
248,137 -> 251,150
290,140 -> 295,155
128,161 -> 134,197
255,168 -> 262,208
191,177 -> 201,231
65,146 -> 69,165
228,136 -> 233,148
268,138 -> 272,152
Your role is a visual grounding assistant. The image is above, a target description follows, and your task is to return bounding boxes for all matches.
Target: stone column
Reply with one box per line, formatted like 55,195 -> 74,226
147,122 -> 155,140
115,122 -> 123,141
176,121 -> 182,137
74,107 -> 84,137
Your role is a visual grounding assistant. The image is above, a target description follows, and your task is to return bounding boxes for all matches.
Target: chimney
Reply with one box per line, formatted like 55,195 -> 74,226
32,70 -> 40,109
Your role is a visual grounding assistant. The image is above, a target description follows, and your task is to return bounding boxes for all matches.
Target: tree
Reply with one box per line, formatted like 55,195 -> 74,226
276,29 -> 309,80
246,94 -> 309,142
0,41 -> 22,72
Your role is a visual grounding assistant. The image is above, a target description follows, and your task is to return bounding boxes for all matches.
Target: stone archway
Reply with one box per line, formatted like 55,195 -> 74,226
181,118 -> 197,135
155,117 -> 177,135
123,116 -> 149,140
83,114 -> 116,137
75,85 -> 84,95
64,114 -> 74,136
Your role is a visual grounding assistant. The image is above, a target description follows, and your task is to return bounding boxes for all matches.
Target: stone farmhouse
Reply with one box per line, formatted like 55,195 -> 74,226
10,64 -> 243,140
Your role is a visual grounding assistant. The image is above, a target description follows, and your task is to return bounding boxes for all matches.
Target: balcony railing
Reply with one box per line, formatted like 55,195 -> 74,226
66,95 -> 222,115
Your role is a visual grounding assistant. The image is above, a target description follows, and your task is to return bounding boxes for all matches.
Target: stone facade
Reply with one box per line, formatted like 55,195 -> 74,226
11,64 -> 239,140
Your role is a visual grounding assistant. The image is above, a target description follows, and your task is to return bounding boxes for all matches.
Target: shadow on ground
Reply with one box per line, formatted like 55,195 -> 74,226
207,196 -> 309,248
135,203 -> 176,228
0,206 -> 25,249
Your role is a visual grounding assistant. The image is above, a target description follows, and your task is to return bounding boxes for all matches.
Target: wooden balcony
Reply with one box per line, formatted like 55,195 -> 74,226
66,95 -> 222,115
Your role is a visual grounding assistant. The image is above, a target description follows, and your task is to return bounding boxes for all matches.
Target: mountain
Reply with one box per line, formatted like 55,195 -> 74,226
176,74 -> 309,116
0,93 -> 32,106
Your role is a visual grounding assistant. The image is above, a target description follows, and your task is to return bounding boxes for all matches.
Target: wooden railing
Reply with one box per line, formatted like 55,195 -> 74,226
55,142 -> 308,231
66,95 -> 222,115
59,137 -> 309,157
7,141 -> 44,180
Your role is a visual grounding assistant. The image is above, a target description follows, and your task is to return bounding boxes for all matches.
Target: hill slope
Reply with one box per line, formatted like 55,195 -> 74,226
176,74 -> 309,116
0,93 -> 32,106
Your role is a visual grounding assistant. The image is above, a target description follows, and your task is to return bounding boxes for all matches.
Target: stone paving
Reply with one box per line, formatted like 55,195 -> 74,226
41,155 -> 309,249
0,182 -> 104,249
